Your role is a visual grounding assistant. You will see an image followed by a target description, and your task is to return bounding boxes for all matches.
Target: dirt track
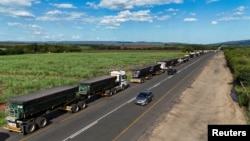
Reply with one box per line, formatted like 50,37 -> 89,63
138,51 -> 247,141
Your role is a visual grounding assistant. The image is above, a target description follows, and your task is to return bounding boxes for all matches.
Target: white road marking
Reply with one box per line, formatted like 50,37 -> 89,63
62,97 -> 135,141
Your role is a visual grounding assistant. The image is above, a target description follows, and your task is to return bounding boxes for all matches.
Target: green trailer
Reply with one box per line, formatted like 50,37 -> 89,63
4,85 -> 86,135
79,75 -> 118,97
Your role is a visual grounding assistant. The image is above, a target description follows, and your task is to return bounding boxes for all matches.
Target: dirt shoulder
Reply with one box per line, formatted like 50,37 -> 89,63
138,51 -> 247,141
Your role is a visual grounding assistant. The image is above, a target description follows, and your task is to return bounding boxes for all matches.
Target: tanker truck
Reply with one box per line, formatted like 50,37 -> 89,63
4,85 -> 86,135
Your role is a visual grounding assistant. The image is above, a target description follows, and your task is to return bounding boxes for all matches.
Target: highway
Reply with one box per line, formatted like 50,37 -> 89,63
0,51 -> 217,141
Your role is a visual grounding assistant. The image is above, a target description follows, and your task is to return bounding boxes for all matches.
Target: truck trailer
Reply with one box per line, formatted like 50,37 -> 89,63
4,85 -> 86,135
130,66 -> 151,83
157,60 -> 173,71
79,72 -> 129,97
149,63 -> 162,75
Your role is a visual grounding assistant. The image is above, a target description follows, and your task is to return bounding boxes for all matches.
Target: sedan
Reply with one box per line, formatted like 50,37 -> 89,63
135,90 -> 154,106
167,68 -> 177,75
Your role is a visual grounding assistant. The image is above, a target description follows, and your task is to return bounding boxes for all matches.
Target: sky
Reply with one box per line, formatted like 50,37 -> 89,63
0,0 -> 250,44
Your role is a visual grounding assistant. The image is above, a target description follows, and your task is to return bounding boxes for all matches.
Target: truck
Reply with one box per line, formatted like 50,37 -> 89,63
157,60 -> 174,71
4,70 -> 129,135
4,85 -> 86,135
130,66 -> 151,83
149,63 -> 162,75
79,70 -> 129,97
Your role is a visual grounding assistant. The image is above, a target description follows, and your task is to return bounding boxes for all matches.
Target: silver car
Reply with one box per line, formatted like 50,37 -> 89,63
135,90 -> 154,106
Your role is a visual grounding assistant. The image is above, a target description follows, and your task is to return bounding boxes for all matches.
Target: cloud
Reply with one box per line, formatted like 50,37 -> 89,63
100,10 -> 153,28
98,0 -> 183,10
51,3 -> 76,9
234,6 -> 245,15
86,2 -> 99,9
206,0 -> 219,4
13,10 -> 35,18
37,10 -> 86,21
211,21 -> 218,24
46,10 -> 63,15
156,15 -> 170,20
0,0 -> 34,7
217,6 -> 246,22
167,8 -> 179,12
8,22 -> 43,29
183,18 -> 197,22
0,7 -> 35,18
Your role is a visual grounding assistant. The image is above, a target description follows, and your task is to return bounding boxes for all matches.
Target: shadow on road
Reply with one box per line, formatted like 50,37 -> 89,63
0,132 -> 10,141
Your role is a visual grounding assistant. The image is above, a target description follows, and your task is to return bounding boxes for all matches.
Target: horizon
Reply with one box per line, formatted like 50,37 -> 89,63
1,0 -> 250,44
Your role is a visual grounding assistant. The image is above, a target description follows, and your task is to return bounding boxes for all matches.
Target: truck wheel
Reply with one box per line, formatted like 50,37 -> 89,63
113,88 -> 117,94
36,117 -> 47,128
25,123 -> 36,134
109,91 -> 113,96
78,101 -> 86,110
71,104 -> 80,113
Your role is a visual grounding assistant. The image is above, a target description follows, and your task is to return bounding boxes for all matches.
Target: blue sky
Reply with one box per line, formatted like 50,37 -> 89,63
0,0 -> 250,44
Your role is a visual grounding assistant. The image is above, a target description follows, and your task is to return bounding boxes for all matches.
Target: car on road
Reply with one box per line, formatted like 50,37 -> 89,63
167,68 -> 177,75
135,90 -> 154,106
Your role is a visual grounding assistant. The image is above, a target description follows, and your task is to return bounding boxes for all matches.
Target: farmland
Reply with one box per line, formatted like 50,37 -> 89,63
0,51 -> 185,104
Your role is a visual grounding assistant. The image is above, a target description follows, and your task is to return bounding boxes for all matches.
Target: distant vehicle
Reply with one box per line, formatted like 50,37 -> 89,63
134,90 -> 154,106
130,66 -> 152,83
167,68 -> 177,75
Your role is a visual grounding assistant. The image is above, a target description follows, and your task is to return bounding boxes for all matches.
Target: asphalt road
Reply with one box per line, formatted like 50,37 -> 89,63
0,51 -> 217,141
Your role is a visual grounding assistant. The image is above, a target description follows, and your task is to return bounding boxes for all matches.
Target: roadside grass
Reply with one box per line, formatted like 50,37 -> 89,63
0,112 -> 5,125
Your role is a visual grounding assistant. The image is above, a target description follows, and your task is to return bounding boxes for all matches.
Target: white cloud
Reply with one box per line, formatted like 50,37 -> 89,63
211,21 -> 218,24
37,11 -> 85,21
46,10 -> 63,15
86,2 -> 99,9
167,8 -> 179,12
100,10 -> 153,28
72,35 -> 81,39
156,15 -> 170,20
0,0 -> 34,7
218,16 -> 239,21
190,12 -> 196,16
8,22 -> 43,30
206,0 -> 219,4
99,0 -> 183,10
183,18 -> 197,22
51,3 -> 76,9
12,10 -> 35,18
234,6 -> 245,15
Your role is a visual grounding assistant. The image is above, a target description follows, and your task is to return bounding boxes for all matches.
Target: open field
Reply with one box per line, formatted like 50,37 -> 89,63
0,51 -> 185,104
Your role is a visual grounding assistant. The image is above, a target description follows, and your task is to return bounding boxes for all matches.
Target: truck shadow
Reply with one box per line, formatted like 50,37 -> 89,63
0,132 -> 10,141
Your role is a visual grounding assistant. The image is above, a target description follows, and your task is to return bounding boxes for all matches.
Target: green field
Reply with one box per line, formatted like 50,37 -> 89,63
0,51 -> 185,103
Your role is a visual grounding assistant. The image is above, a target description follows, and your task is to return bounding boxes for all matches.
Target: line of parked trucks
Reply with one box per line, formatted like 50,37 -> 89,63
4,50 -> 212,135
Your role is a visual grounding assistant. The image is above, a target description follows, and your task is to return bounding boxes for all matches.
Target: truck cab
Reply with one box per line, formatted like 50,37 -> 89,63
110,70 -> 129,90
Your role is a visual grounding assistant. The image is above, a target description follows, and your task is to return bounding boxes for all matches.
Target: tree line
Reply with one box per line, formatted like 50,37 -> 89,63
0,43 -> 218,55
0,43 -> 81,55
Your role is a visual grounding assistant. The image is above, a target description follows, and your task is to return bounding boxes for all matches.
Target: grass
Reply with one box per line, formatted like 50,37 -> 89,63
0,51 -> 185,126
0,51 -> 185,103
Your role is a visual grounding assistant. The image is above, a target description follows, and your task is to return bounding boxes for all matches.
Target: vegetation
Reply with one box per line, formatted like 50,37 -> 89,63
223,46 -> 250,123
0,42 -> 218,127
0,51 -> 185,103
0,42 -> 218,55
